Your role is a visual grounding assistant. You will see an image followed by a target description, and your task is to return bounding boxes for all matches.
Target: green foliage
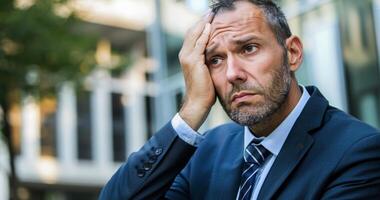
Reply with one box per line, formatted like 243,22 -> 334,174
0,0 -> 98,94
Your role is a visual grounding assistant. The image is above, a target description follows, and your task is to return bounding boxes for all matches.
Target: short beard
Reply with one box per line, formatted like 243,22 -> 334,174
219,54 -> 292,126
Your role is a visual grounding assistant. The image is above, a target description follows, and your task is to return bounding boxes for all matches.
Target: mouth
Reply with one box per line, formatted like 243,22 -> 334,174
230,92 -> 258,104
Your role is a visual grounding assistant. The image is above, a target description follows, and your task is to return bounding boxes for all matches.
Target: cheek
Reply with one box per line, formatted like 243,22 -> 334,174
210,70 -> 229,97
244,51 -> 283,85
242,61 -> 270,87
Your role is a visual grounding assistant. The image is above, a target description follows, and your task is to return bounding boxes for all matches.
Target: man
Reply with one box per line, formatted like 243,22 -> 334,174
99,0 -> 380,199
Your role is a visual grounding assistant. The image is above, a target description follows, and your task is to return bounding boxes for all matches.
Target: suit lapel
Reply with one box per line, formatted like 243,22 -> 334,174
258,86 -> 329,200
258,128 -> 314,200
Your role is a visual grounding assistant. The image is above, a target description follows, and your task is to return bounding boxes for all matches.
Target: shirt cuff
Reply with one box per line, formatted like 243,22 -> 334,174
171,113 -> 205,147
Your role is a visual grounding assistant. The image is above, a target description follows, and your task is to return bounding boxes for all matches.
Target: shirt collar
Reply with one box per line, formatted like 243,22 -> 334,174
244,85 -> 311,156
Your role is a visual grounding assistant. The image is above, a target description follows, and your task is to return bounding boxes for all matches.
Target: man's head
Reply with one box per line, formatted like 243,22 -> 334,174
211,0 -> 292,50
205,0 -> 303,129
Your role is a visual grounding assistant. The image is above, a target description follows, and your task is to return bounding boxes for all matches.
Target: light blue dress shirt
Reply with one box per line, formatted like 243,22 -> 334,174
171,85 -> 310,199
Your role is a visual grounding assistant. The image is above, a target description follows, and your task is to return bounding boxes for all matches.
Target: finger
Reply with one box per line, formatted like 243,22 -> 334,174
194,23 -> 211,53
180,11 -> 215,59
182,22 -> 207,51
204,10 -> 215,23
183,12 -> 213,50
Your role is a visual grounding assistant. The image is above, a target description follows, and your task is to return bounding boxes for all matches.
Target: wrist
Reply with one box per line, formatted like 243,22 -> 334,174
179,100 -> 211,131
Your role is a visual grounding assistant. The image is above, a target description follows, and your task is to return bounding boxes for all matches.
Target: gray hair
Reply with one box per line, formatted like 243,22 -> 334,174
210,0 -> 292,48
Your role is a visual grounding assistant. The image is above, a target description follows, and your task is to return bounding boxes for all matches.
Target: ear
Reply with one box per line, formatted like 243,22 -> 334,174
285,35 -> 303,73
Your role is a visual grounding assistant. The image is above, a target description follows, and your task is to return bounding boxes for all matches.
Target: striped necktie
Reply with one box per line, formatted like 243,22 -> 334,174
237,142 -> 271,200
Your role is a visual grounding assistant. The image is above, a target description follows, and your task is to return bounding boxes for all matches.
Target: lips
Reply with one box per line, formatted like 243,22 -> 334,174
231,92 -> 257,103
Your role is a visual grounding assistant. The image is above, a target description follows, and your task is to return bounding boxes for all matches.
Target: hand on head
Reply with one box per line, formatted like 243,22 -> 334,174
178,10 -> 216,131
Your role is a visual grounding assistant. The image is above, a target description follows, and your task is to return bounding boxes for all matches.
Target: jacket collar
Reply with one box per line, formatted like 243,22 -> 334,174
258,86 -> 329,200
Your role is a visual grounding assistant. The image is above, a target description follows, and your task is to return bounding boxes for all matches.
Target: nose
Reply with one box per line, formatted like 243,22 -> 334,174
226,55 -> 247,84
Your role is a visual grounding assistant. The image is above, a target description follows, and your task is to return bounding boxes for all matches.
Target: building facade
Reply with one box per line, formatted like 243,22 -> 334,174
3,0 -> 380,199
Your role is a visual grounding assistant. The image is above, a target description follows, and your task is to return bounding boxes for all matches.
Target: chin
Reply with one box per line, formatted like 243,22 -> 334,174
229,108 -> 263,125
228,101 -> 280,126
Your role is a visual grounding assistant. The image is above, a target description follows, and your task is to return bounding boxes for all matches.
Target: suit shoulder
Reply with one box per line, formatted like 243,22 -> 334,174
321,106 -> 380,142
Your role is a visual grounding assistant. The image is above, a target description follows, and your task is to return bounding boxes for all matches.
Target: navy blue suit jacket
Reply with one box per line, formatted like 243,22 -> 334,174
99,86 -> 380,199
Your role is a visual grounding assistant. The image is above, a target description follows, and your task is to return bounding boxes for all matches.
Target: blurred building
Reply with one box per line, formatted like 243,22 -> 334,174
4,0 -> 380,199
280,0 -> 380,128
5,0 -> 225,199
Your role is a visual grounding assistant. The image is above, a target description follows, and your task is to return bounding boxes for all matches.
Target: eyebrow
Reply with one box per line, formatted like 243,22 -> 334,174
205,35 -> 260,56
232,35 -> 260,45
205,43 -> 219,56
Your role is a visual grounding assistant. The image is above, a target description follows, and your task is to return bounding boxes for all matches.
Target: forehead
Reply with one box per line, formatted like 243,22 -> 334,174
210,1 -> 272,41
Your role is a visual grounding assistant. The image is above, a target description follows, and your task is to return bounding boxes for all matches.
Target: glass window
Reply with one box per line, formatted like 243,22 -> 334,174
165,33 -> 183,77
111,93 -> 126,162
76,90 -> 93,160
40,96 -> 57,157
338,0 -> 380,128
144,95 -> 155,138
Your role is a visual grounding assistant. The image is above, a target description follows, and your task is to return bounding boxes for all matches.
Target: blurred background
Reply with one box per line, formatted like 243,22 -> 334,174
0,0 -> 379,199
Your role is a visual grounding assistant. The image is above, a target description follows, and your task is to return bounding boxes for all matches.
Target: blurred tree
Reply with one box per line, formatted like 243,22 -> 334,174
0,0 -> 103,199
0,0 -> 98,91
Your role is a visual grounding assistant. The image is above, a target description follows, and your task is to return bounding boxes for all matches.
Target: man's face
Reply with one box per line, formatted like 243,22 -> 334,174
206,1 -> 292,126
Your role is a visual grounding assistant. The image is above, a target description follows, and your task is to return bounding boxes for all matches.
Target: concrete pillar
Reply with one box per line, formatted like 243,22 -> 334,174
126,72 -> 147,155
57,83 -> 77,167
92,70 -> 112,166
21,96 -> 40,162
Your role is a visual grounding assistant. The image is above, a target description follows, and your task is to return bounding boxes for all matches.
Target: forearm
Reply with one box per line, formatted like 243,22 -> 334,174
99,122 -> 197,200
100,10 -> 215,199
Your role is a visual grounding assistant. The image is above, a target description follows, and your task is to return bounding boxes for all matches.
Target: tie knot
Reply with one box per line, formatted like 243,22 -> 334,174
244,143 -> 271,166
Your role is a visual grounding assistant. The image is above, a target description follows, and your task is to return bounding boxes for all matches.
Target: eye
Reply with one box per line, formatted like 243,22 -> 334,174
242,44 -> 257,54
208,56 -> 223,67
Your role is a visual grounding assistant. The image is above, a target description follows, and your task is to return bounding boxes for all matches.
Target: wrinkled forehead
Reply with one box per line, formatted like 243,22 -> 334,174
209,1 -> 270,41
